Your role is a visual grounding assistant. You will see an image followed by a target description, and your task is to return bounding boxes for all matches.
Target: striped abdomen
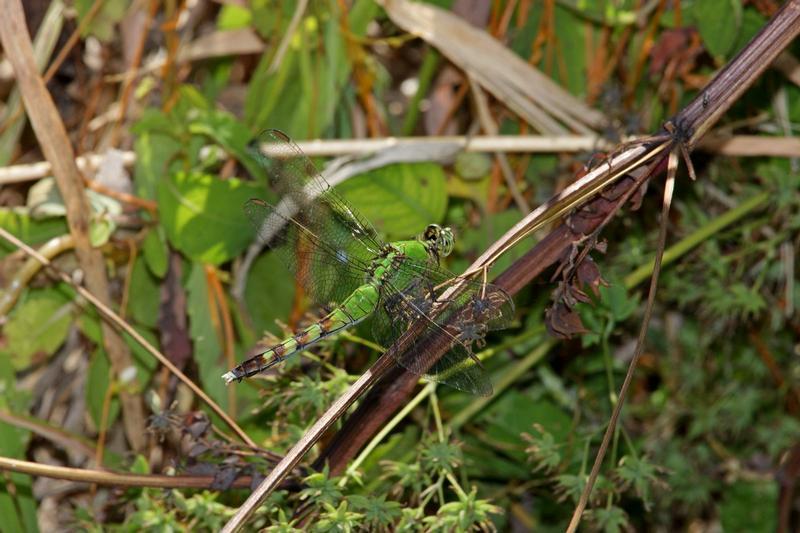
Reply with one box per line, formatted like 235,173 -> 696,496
223,284 -> 379,384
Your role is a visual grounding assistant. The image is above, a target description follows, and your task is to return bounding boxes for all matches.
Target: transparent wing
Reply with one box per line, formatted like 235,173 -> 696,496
372,260 -> 514,396
246,129 -> 385,305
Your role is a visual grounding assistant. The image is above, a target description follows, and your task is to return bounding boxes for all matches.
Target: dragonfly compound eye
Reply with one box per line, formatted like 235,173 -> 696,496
424,224 -> 454,257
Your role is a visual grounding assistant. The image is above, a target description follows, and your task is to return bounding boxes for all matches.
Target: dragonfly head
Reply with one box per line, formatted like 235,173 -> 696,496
422,224 -> 454,258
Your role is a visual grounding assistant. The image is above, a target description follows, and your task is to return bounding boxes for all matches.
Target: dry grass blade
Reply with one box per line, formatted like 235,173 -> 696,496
379,0 -> 606,134
0,0 -> 64,164
4,134 -> 800,186
468,74 -> 531,213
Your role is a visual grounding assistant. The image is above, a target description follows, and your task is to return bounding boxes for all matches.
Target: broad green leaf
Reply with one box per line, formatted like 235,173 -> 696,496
142,226 -> 169,278
732,8 -> 766,53
692,0 -> 741,58
188,110 -> 264,180
157,171 -> 260,265
4,288 -> 73,369
86,347 -> 120,429
133,131 -> 182,201
185,264 -> 227,411
245,251 -> 295,337
486,392 -> 572,445
187,264 -> 261,416
131,107 -> 181,138
128,255 -> 161,329
335,162 -> 447,240
601,282 -> 638,322
251,0 -> 297,39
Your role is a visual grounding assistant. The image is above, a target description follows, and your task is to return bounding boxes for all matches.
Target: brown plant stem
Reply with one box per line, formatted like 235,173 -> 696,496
0,455 -> 255,489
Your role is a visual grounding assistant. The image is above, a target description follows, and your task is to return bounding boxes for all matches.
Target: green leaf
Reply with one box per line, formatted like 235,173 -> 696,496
218,4 -> 252,29
692,0 -> 742,58
142,226 -> 169,278
188,110 -> 264,180
157,171 -> 261,265
4,288 -> 73,369
86,347 -> 120,429
601,283 -> 638,322
127,255 -> 161,329
75,0 -> 127,42
587,506 -> 629,533
335,162 -> 447,240
553,5 -> 588,97
185,264 -> 226,409
245,251 -> 295,337
186,264 -> 259,415
245,0 -> 376,137
251,0 -> 296,39
133,131 -> 182,201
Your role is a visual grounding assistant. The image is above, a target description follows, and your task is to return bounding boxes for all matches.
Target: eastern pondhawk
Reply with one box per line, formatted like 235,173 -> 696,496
222,130 -> 514,396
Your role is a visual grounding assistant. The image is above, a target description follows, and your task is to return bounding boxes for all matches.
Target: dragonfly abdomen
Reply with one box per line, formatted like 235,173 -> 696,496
223,283 -> 380,384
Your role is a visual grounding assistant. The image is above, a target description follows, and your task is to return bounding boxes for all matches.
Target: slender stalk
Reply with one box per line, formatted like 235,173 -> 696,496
0,456 -> 255,489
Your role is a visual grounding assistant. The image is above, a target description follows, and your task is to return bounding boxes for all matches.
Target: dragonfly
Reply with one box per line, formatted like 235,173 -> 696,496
222,130 -> 514,396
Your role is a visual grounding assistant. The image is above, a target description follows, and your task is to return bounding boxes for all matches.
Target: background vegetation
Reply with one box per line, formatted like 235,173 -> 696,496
0,0 -> 798,530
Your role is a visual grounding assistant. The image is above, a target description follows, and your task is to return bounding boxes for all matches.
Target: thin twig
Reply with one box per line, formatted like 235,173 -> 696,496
0,455 -> 255,489
3,134 -> 800,185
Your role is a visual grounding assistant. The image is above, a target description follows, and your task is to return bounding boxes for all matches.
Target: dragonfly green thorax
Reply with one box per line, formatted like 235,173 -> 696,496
223,129 -> 514,396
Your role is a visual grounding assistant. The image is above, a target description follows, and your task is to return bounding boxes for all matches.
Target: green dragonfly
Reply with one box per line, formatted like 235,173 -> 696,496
222,130 -> 514,396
